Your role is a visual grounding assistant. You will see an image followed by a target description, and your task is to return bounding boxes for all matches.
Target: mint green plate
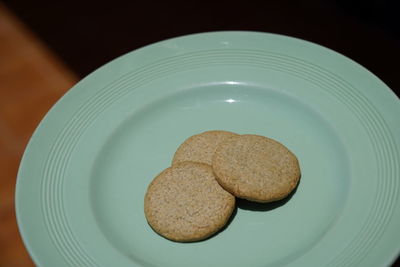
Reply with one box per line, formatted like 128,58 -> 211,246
16,32 -> 400,267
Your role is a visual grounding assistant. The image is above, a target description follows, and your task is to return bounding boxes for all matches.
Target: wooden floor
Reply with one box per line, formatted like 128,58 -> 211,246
0,3 -> 77,266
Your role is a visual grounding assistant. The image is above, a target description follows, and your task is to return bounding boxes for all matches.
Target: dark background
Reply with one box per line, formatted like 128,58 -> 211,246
4,0 -> 400,94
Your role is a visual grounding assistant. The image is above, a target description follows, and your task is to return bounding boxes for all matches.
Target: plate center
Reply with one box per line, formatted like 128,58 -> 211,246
90,82 -> 350,267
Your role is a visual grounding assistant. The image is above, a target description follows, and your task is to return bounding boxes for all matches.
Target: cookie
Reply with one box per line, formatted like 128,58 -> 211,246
144,161 -> 236,242
212,134 -> 300,203
172,130 -> 238,166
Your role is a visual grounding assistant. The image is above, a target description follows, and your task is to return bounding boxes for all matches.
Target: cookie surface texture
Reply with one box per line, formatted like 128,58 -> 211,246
212,134 -> 301,203
172,130 -> 238,165
144,162 -> 236,242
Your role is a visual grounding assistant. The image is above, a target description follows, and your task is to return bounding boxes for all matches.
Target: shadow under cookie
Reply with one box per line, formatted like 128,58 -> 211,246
237,178 -> 300,212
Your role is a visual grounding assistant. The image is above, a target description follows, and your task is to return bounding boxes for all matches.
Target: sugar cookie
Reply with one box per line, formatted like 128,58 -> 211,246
172,130 -> 238,165
212,134 -> 300,203
144,162 -> 235,242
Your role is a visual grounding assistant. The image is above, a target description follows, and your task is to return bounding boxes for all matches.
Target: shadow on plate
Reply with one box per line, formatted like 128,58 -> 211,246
237,179 -> 300,212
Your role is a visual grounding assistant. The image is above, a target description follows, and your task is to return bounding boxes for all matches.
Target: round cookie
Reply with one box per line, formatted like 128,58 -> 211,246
172,130 -> 238,166
144,161 -> 235,242
212,134 -> 301,203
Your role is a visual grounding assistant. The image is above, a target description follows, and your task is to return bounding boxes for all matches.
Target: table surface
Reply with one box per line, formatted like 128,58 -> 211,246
0,3 -> 77,266
1,1 -> 398,266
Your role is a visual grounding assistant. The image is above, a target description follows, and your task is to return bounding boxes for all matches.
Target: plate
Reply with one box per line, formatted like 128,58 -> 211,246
16,31 -> 400,267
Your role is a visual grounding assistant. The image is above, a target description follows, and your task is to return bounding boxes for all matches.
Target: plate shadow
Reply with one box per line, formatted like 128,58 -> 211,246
237,178 -> 300,212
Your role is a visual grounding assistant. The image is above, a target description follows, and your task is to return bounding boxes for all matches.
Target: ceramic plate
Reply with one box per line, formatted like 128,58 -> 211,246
16,31 -> 400,267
